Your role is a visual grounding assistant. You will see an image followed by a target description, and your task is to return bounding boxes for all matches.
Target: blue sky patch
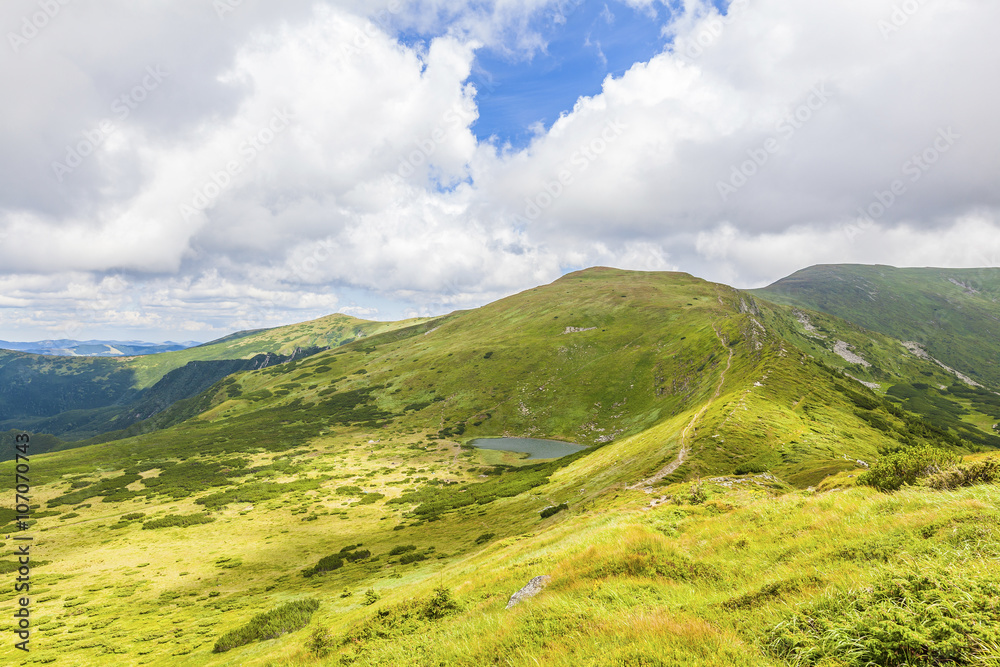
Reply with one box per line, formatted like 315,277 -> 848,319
469,2 -> 669,148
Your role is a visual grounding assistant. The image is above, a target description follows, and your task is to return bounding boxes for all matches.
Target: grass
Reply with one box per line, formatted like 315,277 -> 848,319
0,267 -> 998,666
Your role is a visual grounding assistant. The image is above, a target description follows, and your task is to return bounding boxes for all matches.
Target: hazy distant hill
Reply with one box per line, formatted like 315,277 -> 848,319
0,339 -> 199,357
0,314 -> 426,442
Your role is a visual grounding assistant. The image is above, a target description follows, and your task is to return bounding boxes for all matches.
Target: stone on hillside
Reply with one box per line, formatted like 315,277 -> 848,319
505,575 -> 551,609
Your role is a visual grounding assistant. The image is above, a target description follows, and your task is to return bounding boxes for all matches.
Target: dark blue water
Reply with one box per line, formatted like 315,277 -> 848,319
469,437 -> 586,460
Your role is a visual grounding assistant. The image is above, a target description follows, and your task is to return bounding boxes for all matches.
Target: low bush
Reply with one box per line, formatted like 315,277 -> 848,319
858,446 -> 959,491
47,473 -> 141,507
302,554 -> 344,577
344,549 -> 371,562
213,599 -> 319,653
355,492 -> 385,505
540,503 -> 568,519
388,545 -> 417,556
474,532 -> 495,545
925,459 -> 1000,490
734,462 -> 769,475
343,587 -> 459,644
399,552 -> 426,565
196,477 -> 326,509
307,625 -> 333,658
141,513 -> 215,530
765,562 -> 1000,666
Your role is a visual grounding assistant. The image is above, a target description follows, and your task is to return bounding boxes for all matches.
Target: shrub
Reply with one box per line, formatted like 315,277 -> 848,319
689,483 -> 707,504
355,492 -> 385,505
422,587 -> 459,620
765,562 -> 1000,666
389,545 -> 417,556
306,625 -> 333,657
925,459 -> 1000,490
734,462 -> 769,475
362,589 -> 380,606
213,599 -> 319,653
141,513 -> 215,530
399,552 -> 426,565
474,532 -> 495,545
540,503 -> 568,519
342,588 -> 460,645
858,447 -> 960,491
302,554 -> 344,577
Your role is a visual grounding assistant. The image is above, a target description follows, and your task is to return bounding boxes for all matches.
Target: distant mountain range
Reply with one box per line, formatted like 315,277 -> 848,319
0,339 -> 201,357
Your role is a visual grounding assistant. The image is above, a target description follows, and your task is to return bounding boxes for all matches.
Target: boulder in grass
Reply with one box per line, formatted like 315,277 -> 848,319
505,575 -> 551,609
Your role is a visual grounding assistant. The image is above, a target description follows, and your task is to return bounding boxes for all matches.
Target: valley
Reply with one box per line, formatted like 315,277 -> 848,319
1,266 -> 998,666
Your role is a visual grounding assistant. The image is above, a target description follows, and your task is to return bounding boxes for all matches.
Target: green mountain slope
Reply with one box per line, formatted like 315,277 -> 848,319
125,313 -> 430,389
753,264 -> 1000,387
1,267 -> 997,666
0,314 -> 426,445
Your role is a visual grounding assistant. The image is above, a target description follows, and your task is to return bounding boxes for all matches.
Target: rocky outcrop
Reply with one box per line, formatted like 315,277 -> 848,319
505,575 -> 551,609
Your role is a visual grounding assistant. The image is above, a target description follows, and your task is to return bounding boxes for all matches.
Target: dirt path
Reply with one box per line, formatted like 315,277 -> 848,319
629,325 -> 733,491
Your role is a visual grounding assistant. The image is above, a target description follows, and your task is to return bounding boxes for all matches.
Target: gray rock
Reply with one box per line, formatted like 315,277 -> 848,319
505,575 -> 551,609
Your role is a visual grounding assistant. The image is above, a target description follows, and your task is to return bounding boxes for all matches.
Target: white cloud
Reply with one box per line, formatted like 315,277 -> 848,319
0,0 -> 997,340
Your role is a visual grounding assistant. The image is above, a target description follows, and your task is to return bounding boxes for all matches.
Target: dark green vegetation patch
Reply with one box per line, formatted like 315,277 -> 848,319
141,513 -> 215,530
213,599 -> 319,653
766,562 -> 1000,666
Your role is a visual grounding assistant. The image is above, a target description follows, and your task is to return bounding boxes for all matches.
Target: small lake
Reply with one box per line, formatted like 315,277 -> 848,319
469,437 -> 586,460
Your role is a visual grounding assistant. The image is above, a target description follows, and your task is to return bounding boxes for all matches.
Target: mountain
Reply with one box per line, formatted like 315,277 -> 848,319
753,264 -> 1000,387
0,339 -> 200,357
0,313 -> 430,443
0,267 -> 998,666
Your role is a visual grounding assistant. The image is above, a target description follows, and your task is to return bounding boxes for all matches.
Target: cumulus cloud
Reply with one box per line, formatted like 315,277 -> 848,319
0,0 -> 997,340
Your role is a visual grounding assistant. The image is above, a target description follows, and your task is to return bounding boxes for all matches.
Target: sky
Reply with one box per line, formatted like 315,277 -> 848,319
1,0 -> 998,342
